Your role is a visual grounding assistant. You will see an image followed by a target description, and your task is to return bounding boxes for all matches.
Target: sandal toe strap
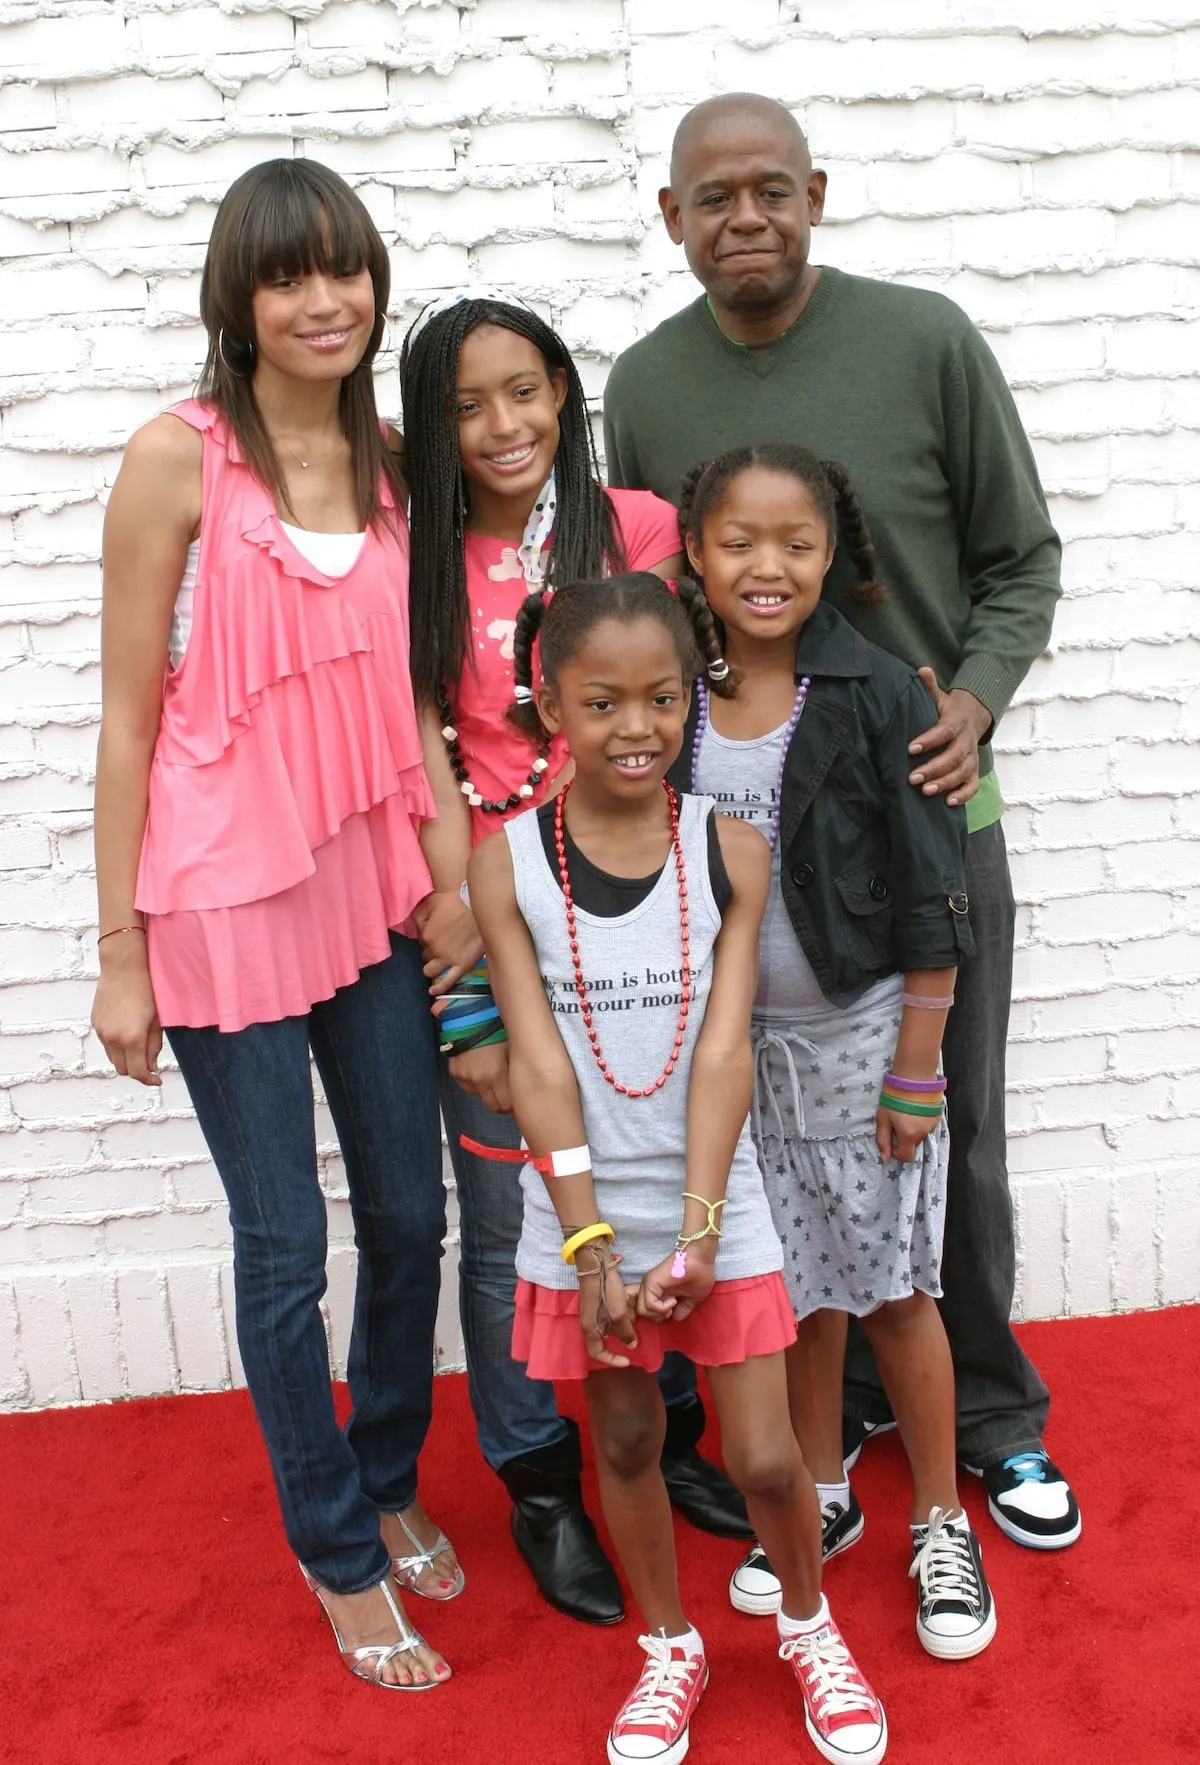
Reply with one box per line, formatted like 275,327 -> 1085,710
391,1520 -> 456,1577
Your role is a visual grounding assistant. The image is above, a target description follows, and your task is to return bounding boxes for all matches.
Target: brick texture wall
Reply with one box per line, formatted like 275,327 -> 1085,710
2,0 -> 1198,1408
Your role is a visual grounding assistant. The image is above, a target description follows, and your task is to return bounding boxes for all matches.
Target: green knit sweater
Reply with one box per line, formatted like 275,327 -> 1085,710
603,268 -> 1062,831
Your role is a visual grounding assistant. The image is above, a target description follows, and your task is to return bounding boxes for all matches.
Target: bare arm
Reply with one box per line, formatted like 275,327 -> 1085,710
875,968 -> 956,1164
415,700 -> 482,985
639,815 -> 770,1321
469,833 -> 637,1365
649,552 -> 686,581
91,414 -> 202,1085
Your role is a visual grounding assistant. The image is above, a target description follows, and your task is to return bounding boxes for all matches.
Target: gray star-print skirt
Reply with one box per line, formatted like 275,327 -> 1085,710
751,976 -> 947,1321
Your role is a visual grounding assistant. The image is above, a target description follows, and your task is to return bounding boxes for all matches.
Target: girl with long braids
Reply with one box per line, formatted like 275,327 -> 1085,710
91,160 -> 456,1691
670,444 -> 997,1668
469,570 -> 887,1765
400,295 -> 750,1625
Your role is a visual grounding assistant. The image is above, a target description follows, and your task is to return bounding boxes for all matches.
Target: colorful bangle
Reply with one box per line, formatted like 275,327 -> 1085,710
438,959 -> 505,1054
900,992 -> 955,1011
879,1091 -> 945,1117
562,1222 -> 615,1265
882,1072 -> 946,1094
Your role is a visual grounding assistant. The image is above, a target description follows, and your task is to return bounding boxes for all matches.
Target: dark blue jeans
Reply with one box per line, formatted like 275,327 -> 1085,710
439,1071 -> 697,1469
843,819 -> 1051,1466
167,933 -> 445,1594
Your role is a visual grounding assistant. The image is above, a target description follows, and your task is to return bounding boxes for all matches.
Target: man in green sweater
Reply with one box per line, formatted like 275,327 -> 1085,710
604,94 -> 1081,1561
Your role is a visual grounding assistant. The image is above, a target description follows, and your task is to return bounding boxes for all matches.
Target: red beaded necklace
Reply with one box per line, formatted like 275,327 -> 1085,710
553,779 -> 692,1098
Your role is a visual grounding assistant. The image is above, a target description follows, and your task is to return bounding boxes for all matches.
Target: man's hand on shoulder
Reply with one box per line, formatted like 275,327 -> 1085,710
907,668 -> 991,807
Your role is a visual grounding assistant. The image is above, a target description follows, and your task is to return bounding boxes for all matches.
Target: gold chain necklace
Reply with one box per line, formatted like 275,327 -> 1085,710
274,434 -> 347,471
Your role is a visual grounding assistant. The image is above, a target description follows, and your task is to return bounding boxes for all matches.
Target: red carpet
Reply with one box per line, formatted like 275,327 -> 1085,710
2,1308 -> 1195,1764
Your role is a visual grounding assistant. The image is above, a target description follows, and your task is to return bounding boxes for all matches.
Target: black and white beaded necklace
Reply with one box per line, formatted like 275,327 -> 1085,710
437,473 -> 557,815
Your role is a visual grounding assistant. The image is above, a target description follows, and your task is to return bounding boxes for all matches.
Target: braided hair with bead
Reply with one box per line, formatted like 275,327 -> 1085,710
507,573 -> 715,742
678,443 -> 887,609
400,299 -> 626,706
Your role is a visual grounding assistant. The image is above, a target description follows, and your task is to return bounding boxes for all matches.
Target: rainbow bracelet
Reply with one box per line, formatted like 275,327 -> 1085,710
879,1091 -> 945,1117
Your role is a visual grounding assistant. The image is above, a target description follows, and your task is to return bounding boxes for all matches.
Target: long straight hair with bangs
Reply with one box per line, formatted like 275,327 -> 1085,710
197,157 -> 404,528
400,300 -> 624,705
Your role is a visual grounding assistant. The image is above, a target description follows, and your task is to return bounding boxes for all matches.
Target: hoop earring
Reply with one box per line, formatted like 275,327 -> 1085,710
217,327 -> 252,376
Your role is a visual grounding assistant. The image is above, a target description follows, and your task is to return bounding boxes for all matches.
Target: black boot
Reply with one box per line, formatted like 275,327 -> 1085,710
661,1394 -> 753,1539
497,1419 -> 625,1625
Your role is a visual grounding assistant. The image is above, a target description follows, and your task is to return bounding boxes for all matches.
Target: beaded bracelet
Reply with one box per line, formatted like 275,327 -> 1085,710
882,1072 -> 946,1095
878,1091 -> 945,1117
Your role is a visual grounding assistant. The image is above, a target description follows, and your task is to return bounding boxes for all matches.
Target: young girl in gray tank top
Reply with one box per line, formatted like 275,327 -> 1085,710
467,574 -> 888,1765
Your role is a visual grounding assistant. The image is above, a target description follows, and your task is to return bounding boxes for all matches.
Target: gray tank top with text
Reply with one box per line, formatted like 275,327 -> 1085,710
504,794 -> 783,1289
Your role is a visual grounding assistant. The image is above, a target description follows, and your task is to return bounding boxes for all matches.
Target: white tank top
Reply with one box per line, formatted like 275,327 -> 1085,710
169,522 -> 366,669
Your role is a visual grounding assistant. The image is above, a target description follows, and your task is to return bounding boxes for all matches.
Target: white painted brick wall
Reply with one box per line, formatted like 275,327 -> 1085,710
1,0 -> 1197,1408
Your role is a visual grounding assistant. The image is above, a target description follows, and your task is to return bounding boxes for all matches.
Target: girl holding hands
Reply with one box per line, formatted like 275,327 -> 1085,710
468,572 -> 888,1765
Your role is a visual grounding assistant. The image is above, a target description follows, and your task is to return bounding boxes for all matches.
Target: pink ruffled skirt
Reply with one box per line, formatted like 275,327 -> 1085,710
513,1273 -> 797,1380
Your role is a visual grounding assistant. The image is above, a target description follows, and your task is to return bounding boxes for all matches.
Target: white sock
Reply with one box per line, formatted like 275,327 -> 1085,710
656,1624 -> 704,1655
777,1594 -> 829,1639
816,1477 -> 851,1512
911,1508 -> 969,1537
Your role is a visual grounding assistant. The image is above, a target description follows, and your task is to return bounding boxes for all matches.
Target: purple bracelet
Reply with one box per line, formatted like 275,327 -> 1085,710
882,1072 -> 946,1094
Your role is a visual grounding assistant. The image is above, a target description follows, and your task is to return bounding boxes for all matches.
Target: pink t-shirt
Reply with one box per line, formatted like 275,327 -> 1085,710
452,487 -> 682,843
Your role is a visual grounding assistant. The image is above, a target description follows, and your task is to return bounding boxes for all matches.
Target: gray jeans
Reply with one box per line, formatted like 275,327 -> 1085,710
843,818 -> 1051,1467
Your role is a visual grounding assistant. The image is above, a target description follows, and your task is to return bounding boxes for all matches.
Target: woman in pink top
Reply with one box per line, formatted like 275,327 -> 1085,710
91,160 -> 456,1692
400,295 -> 752,1628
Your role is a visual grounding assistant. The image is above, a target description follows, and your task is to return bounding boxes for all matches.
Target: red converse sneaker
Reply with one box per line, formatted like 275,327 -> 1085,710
607,1631 -> 708,1765
778,1604 -> 887,1765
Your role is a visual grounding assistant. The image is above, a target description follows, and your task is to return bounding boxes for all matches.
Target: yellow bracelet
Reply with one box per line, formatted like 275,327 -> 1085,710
679,1193 -> 726,1240
561,1222 -> 616,1265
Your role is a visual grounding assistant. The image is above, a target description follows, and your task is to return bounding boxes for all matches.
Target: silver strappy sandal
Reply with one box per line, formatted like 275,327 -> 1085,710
300,1565 -> 450,1690
389,1512 -> 466,1601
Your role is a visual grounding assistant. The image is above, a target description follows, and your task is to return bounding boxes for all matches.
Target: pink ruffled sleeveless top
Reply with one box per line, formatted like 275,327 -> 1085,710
135,400 -> 434,1032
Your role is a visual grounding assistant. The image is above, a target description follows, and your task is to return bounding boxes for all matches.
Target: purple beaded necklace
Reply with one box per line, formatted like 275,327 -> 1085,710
691,677 -> 811,851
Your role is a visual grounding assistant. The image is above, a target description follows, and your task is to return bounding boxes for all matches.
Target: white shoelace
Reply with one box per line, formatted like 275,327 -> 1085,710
616,1634 -> 702,1732
908,1506 -> 983,1610
779,1626 -> 879,1722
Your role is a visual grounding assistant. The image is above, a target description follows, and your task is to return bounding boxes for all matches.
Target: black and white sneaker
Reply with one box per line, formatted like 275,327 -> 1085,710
909,1507 -> 996,1661
822,1489 -> 865,1562
729,1496 -> 865,1615
964,1451 -> 1082,1550
729,1543 -> 781,1615
841,1417 -> 897,1473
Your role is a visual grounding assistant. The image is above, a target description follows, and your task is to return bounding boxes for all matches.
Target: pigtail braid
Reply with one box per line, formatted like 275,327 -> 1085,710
506,588 -> 551,739
676,575 -> 738,698
820,458 -> 887,607
677,458 -> 713,546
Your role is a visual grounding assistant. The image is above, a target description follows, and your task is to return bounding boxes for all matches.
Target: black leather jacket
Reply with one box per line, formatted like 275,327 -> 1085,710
668,600 -> 974,1007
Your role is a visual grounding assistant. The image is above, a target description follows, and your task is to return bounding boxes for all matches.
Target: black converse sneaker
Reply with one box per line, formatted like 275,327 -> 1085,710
822,1489 -> 865,1562
909,1507 -> 996,1661
841,1417 -> 897,1472
729,1543 -> 781,1615
966,1451 -> 1082,1550
729,1495 -> 865,1615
